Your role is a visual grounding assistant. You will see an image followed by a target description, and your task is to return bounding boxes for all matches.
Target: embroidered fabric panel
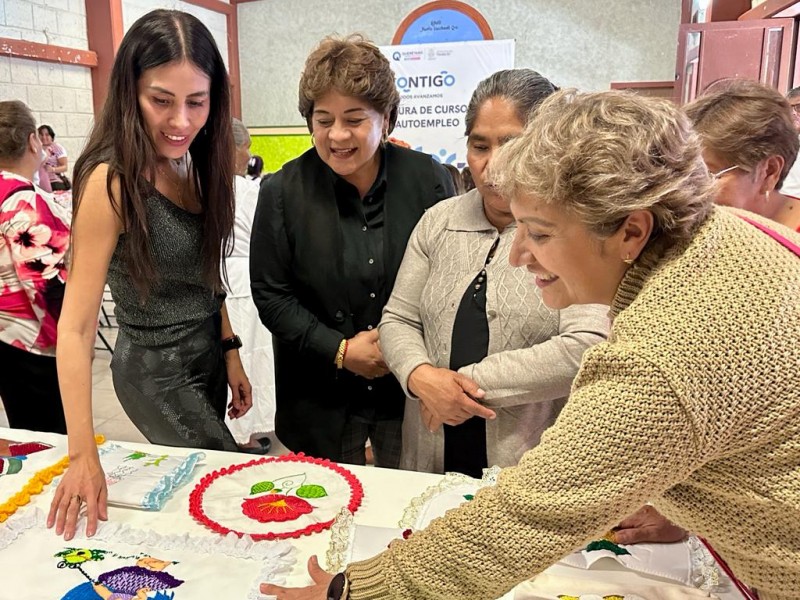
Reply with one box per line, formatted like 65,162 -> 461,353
326,511 -> 404,573
190,453 -> 363,540
0,438 -> 56,480
398,467 -> 498,530
513,572 -> 721,600
326,469 -> 497,572
1,509 -> 294,600
1,437 -> 66,522
98,443 -> 205,510
561,538 -> 703,586
558,537 -> 721,591
325,467 -> 721,596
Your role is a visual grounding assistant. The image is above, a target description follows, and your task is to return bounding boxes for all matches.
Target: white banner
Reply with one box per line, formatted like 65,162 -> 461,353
381,40 -> 515,168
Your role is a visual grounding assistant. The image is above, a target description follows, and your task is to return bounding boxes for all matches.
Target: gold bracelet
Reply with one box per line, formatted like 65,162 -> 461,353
335,339 -> 348,369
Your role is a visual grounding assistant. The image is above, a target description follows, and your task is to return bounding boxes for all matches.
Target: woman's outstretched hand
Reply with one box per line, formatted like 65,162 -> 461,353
47,453 -> 108,540
260,555 -> 333,599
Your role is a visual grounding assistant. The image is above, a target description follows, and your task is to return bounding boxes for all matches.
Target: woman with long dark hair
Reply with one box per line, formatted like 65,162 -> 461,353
48,9 -> 251,540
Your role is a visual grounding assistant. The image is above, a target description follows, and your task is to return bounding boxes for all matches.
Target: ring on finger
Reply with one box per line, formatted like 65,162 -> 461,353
70,494 -> 83,505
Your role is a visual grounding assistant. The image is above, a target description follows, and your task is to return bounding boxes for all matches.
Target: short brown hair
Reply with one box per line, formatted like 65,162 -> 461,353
0,100 -> 36,161
492,90 -> 715,247
298,34 -> 400,133
685,78 -> 799,188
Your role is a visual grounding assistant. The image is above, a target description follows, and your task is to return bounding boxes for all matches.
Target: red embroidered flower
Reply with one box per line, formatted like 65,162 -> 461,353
241,494 -> 313,523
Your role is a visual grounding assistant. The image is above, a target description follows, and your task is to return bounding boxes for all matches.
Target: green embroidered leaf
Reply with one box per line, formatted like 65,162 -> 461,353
463,494 -> 474,501
125,451 -> 147,461
250,480 -> 275,495
296,484 -> 327,499
145,454 -> 168,467
585,539 -> 630,556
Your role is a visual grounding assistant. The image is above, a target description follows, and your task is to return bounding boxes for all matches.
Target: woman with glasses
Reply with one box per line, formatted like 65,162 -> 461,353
379,70 -> 608,478
685,78 -> 800,231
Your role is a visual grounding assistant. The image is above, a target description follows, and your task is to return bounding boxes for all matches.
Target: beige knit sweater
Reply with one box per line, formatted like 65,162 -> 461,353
346,207 -> 800,599
380,190 -> 609,472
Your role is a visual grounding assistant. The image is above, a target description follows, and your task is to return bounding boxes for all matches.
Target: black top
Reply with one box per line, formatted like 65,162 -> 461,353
335,152 -> 389,419
250,143 -> 454,460
107,190 -> 222,347
443,237 -> 499,478
336,151 -> 387,334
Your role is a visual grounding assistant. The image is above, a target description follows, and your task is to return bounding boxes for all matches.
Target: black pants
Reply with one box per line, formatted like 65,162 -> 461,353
0,341 -> 67,434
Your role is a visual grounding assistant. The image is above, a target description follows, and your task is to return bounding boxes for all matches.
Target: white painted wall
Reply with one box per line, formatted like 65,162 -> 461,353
122,0 -> 229,68
238,0 -> 682,127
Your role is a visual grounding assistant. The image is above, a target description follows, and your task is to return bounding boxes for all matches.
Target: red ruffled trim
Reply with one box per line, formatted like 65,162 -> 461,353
189,452 -> 364,541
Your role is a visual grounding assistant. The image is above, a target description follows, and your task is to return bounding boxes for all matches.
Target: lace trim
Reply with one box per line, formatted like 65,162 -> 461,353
0,435 -> 105,523
687,536 -> 721,591
0,508 -> 295,598
98,442 -> 205,510
327,467 -> 500,573
189,452 -> 364,540
398,466 -> 500,529
325,507 -> 356,573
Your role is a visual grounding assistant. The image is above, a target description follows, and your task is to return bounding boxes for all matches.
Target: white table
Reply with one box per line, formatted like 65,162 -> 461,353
1,427 -> 745,599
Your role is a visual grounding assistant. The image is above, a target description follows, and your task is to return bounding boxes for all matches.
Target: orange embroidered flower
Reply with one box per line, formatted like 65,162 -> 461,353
241,494 -> 313,523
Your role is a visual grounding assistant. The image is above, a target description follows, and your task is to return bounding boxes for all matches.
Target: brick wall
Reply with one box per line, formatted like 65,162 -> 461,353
0,0 -> 93,175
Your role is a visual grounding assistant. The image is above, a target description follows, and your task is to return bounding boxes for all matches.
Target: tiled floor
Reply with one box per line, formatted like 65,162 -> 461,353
1,325 -> 288,455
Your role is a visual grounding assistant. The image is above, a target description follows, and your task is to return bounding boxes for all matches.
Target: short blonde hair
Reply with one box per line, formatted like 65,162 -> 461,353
685,78 -> 798,188
298,34 -> 399,133
492,89 -> 715,246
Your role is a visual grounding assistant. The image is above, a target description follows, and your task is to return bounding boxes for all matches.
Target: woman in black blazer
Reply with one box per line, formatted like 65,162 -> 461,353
250,35 -> 454,467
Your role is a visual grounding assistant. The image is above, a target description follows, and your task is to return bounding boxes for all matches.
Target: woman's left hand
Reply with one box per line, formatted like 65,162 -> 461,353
260,555 -> 333,599
225,351 -> 253,419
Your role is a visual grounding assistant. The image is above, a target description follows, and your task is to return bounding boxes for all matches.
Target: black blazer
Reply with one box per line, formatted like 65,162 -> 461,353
250,144 -> 454,460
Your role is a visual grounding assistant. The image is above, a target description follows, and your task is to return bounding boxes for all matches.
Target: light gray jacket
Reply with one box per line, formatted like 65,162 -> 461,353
379,190 -> 610,473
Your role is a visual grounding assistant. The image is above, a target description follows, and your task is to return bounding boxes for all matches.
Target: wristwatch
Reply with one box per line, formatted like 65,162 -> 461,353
327,572 -> 350,600
220,334 -> 243,353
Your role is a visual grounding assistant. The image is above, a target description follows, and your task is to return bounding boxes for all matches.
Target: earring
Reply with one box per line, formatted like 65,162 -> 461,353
623,253 -> 634,266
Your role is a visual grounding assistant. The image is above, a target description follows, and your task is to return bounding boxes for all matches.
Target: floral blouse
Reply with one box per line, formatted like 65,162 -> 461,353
0,171 -> 69,356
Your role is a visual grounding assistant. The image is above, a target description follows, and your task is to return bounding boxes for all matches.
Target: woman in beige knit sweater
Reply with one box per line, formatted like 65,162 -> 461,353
262,92 -> 800,600
379,69 -> 609,477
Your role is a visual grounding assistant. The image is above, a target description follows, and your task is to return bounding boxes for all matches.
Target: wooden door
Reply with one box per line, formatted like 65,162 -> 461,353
675,18 -> 797,103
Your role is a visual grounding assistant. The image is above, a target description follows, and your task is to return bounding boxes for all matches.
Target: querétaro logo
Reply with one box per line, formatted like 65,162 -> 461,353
396,71 -> 456,93
392,51 -> 402,61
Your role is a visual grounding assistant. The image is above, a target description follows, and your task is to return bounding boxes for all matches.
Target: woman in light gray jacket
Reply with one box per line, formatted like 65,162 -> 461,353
380,70 -> 609,476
